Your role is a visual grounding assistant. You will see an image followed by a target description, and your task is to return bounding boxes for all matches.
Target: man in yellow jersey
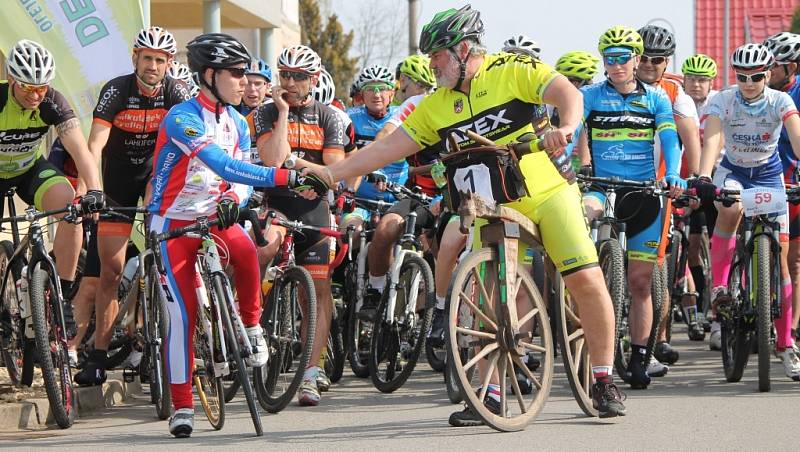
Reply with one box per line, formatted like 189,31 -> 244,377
301,5 -> 625,423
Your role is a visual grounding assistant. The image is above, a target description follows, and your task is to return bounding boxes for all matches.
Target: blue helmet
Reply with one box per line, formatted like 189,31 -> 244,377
247,58 -> 272,82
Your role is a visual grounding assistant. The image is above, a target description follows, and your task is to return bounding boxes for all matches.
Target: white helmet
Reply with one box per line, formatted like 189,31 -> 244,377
313,68 -> 336,105
187,81 -> 200,97
167,60 -> 192,83
277,45 -> 322,75
355,65 -> 393,90
502,34 -> 541,59
6,39 -> 56,85
732,43 -> 774,70
134,26 -> 177,55
763,32 -> 800,63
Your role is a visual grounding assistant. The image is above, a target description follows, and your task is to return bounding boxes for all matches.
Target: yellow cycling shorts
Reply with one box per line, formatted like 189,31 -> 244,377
472,183 -> 598,275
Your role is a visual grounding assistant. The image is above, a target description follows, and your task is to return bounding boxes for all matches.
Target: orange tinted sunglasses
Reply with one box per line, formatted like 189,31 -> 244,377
16,81 -> 48,95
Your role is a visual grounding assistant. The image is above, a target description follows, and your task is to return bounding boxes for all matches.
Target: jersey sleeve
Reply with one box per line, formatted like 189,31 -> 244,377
164,108 -> 285,188
40,89 -> 77,126
653,90 -> 681,176
249,103 -> 278,144
92,79 -> 124,126
167,79 -> 192,106
224,111 -> 255,205
778,91 -> 800,122
322,106 -> 345,156
400,95 -> 438,149
388,96 -> 420,128
705,90 -> 727,120
672,87 -> 699,121
506,55 -> 559,105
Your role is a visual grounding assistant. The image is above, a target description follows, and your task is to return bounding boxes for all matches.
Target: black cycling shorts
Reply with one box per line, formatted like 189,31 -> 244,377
385,198 -> 435,230
688,199 -> 718,235
0,157 -> 70,211
99,157 -> 151,227
265,195 -> 332,280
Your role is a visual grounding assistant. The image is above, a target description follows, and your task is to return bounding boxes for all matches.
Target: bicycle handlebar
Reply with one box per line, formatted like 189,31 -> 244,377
152,208 -> 267,247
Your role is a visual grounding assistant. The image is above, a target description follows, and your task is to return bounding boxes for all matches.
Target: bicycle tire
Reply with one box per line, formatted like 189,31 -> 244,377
223,375 -> 240,402
598,240 -> 628,378
444,354 -> 463,404
555,272 -> 597,417
212,273 -> 262,436
368,253 -> 434,393
146,265 -> 171,420
0,240 -> 24,386
193,310 -> 225,430
30,266 -> 75,428
699,232 -> 713,329
425,341 -> 446,372
664,233 -> 683,344
326,314 -> 345,384
253,265 -> 316,413
447,247 -> 554,432
346,282 -> 372,378
647,262 -> 667,366
755,235 -> 772,393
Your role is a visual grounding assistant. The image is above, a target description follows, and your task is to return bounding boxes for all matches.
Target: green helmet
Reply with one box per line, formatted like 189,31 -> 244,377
399,54 -> 436,87
682,53 -> 718,78
598,25 -> 644,55
556,51 -> 600,81
419,5 -> 484,54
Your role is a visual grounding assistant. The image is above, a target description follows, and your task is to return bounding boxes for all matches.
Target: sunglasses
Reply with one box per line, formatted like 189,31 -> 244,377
279,71 -> 311,82
603,54 -> 633,66
222,67 -> 248,78
640,55 -> 667,65
735,71 -> 768,83
361,83 -> 394,94
16,81 -> 48,95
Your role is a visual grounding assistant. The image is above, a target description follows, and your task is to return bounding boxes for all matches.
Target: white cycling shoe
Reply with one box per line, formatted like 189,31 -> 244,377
245,325 -> 269,368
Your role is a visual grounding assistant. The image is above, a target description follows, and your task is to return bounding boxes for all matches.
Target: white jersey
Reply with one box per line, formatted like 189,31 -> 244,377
707,87 -> 798,169
387,94 -> 425,128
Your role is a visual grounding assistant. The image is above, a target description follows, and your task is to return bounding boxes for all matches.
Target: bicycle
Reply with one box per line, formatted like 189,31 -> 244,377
367,182 -> 435,393
578,174 -> 675,382
0,190 -> 85,428
252,210 -> 350,413
715,187 -> 798,392
151,208 -> 266,436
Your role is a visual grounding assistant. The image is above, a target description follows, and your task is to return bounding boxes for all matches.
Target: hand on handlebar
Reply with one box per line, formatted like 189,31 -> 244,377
664,173 -> 687,198
689,176 -> 716,205
215,198 -> 239,229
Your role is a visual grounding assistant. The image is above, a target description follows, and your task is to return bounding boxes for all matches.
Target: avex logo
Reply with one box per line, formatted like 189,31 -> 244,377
443,109 -> 513,150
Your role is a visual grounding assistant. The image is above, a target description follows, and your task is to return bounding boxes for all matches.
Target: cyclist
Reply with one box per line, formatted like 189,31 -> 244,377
392,54 -> 436,105
314,68 -> 356,155
149,33 -> 310,438
73,26 -> 192,386
238,58 -> 272,116
303,5 -> 626,421
764,32 -> 800,355
248,44 -> 346,407
681,53 -> 723,349
577,26 -> 687,388
636,24 -> 702,367
343,65 -> 411,319
2,39 -> 105,332
502,34 -> 541,59
350,80 -> 364,107
554,51 -> 599,171
692,43 -> 800,382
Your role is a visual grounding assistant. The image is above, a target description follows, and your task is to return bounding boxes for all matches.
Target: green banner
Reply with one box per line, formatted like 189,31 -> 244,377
2,0 -> 144,134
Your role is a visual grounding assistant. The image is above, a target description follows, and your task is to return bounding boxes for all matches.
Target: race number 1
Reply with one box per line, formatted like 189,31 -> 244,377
741,187 -> 786,217
453,164 -> 496,208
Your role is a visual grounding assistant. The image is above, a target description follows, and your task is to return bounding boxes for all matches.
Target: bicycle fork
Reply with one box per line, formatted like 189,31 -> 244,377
383,212 -> 421,326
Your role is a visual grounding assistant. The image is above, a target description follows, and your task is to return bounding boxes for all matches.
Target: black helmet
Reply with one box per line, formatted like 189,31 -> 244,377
186,33 -> 252,73
638,25 -> 676,56
419,5 -> 484,54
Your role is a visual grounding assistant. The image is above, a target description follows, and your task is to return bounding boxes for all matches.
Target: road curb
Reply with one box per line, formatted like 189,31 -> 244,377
0,370 -> 142,431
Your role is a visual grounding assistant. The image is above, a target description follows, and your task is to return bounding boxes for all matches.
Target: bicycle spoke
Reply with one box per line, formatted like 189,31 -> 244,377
567,328 -> 584,344
517,308 -> 539,328
505,354 -> 527,413
498,355 -> 508,418
463,342 -> 499,372
565,304 -> 581,326
470,268 -> 498,323
478,350 -> 499,402
455,326 -> 496,341
519,341 -> 547,354
573,336 -> 585,368
459,291 -> 498,331
512,355 -> 542,390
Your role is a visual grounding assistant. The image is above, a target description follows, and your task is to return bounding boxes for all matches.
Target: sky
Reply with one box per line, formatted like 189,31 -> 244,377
328,0 -> 696,73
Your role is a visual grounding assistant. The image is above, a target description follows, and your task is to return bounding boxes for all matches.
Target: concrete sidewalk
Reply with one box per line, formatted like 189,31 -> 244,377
0,371 -> 142,431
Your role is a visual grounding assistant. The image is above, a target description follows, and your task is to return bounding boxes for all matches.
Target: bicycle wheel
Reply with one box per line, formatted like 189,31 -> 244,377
223,374 -> 240,402
598,240 -> 629,378
555,271 -> 596,417
325,313 -> 345,384
346,271 -> 372,378
720,256 -> 751,382
0,240 -> 25,386
253,266 -> 316,413
755,235 -> 772,393
193,308 -> 225,430
145,265 -> 171,420
647,262 -> 667,365
211,273 -> 262,436
30,265 -> 75,428
447,248 -> 554,432
369,253 -> 434,393
425,342 -> 446,372
699,232 -> 713,330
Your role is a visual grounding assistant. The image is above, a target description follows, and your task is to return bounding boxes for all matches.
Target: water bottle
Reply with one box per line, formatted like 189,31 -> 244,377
119,256 -> 139,299
431,159 -> 447,188
547,147 -> 577,185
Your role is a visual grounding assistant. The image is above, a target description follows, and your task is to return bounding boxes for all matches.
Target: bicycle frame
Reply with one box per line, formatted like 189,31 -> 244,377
380,212 -> 424,325
731,215 -> 783,320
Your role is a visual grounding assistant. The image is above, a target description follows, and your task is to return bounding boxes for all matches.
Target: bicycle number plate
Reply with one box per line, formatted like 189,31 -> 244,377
453,164 -> 495,208
741,187 -> 786,217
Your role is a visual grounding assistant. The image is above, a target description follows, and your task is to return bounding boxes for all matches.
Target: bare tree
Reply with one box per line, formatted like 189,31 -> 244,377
350,0 -> 409,71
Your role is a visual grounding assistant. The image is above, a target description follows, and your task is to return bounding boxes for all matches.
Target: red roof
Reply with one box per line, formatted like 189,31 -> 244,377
695,0 -> 799,87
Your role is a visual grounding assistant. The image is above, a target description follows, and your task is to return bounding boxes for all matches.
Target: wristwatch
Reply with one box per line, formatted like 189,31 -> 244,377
284,152 -> 297,169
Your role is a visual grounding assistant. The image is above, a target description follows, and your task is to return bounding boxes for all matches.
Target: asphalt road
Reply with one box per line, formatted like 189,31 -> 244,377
2,325 -> 798,451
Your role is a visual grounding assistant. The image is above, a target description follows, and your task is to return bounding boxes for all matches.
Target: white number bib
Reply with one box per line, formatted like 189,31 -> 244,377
741,187 -> 786,217
453,164 -> 496,208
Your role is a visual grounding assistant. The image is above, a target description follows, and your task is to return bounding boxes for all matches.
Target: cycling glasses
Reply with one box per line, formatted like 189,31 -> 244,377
15,81 -> 48,95
223,67 -> 247,78
279,71 -> 311,82
640,55 -> 667,65
603,54 -> 633,66
361,83 -> 394,94
735,71 -> 768,83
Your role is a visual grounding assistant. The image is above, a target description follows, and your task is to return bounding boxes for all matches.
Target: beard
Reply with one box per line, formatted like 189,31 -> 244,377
434,52 -> 462,89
